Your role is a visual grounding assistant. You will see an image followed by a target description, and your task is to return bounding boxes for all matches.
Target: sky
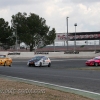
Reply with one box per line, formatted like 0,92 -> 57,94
0,0 -> 100,46
0,0 -> 100,33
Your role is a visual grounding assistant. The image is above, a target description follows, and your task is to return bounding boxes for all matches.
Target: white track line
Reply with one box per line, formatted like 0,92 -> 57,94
1,75 -> 100,96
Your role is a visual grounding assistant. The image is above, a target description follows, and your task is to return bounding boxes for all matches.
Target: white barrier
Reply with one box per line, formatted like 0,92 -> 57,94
48,52 -> 100,58
0,51 -> 100,58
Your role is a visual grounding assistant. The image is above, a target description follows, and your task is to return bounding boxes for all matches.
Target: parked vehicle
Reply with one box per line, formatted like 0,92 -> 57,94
27,56 -> 51,67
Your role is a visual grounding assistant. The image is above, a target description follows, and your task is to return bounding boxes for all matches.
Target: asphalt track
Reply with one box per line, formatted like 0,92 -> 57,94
0,58 -> 100,94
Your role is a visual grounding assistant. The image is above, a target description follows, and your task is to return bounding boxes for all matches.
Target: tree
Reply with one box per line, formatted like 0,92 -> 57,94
11,12 -> 56,51
0,18 -> 15,50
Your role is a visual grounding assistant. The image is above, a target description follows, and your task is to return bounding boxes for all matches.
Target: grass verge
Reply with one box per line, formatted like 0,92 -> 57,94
0,78 -> 93,100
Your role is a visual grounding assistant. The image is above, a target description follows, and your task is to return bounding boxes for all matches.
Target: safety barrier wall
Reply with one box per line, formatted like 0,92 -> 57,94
0,51 -> 100,58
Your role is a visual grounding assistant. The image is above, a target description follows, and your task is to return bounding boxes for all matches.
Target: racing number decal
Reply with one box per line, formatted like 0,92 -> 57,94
46,60 -> 50,62
43,60 -> 45,64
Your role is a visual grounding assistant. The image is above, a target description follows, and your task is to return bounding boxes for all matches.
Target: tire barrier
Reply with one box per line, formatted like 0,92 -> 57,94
35,52 -> 49,54
8,52 -> 20,55
64,51 -> 79,54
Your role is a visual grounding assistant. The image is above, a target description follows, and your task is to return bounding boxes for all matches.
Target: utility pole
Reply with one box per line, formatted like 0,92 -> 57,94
74,23 -> 77,52
66,17 -> 69,51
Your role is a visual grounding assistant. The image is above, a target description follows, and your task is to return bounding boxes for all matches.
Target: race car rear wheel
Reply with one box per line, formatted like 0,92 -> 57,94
28,64 -> 31,67
39,62 -> 42,67
48,63 -> 51,67
95,62 -> 98,66
9,63 -> 12,67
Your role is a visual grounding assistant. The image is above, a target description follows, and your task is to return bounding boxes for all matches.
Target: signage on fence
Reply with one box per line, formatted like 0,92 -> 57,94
55,32 -> 100,41
69,34 -> 100,40
55,33 -> 67,41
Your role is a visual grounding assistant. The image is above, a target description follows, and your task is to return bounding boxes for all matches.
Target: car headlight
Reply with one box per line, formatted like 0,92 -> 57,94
35,61 -> 39,64
29,61 -> 34,64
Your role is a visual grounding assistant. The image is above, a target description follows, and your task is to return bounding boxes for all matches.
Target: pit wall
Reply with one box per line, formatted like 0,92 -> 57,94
0,51 -> 100,58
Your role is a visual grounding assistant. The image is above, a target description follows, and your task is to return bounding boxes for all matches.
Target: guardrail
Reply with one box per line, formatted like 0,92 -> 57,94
0,51 -> 99,58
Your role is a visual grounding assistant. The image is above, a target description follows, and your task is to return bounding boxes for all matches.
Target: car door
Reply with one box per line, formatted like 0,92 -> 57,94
44,57 -> 50,66
98,58 -> 100,65
5,58 -> 10,65
42,57 -> 46,66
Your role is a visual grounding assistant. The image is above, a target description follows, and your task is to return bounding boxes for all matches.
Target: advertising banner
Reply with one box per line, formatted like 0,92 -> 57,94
55,32 -> 100,41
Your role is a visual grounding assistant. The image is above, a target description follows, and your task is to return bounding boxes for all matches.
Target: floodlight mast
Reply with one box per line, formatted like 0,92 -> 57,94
66,17 -> 69,51
74,23 -> 77,52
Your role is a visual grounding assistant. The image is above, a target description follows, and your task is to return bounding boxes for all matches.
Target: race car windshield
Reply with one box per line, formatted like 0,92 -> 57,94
0,55 -> 6,58
32,56 -> 44,60
94,58 -> 100,60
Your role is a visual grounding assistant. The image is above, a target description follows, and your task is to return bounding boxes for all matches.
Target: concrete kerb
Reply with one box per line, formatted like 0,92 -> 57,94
0,75 -> 100,100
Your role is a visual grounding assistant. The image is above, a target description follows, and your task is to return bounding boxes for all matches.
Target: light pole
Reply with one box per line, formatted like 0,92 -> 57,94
74,23 -> 77,52
66,17 -> 69,51
94,41 -> 96,53
99,40 -> 100,45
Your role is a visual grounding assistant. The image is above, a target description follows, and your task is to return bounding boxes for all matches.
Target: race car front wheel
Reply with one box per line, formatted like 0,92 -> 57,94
4,62 -> 6,66
39,62 -> 42,67
95,62 -> 98,66
48,63 -> 51,67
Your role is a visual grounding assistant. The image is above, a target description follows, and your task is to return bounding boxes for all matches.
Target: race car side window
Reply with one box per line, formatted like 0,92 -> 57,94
45,57 -> 48,60
43,57 -> 48,60
43,57 -> 46,60
0,55 -> 6,58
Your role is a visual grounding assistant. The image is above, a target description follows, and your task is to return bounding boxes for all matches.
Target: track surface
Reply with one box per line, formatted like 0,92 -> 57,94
0,58 -> 100,93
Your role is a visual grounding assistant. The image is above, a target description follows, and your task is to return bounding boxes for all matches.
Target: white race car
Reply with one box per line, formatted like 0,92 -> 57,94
27,56 -> 51,67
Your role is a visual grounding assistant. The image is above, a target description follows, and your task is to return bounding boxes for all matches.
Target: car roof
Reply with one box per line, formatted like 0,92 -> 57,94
0,55 -> 6,58
0,55 -> 6,56
33,56 -> 49,59
35,56 -> 45,57
95,56 -> 100,59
